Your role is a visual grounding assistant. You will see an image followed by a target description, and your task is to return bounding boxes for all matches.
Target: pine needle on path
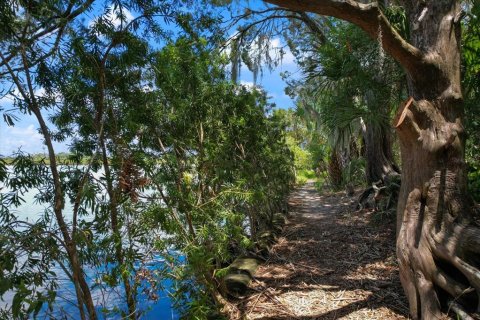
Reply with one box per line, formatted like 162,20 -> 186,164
234,182 -> 410,320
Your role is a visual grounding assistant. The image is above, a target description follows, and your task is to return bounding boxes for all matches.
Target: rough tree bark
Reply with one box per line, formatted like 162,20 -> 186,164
263,1 -> 479,319
362,121 -> 399,184
328,149 -> 344,189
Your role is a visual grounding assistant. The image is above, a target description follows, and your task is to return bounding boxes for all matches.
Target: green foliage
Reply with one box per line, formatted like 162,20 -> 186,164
287,137 -> 314,171
464,3 -> 480,203
296,169 -> 316,185
283,17 -> 404,190
290,20 -> 403,146
0,1 -> 294,319
464,4 -> 480,77
468,161 -> 480,203
381,5 -> 409,40
0,152 -> 60,318
140,37 -> 294,317
342,157 -> 366,187
274,108 -> 327,187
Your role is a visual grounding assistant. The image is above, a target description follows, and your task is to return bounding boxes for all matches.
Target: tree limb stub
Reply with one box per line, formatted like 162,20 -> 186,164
263,0 -> 428,79
394,96 -> 414,128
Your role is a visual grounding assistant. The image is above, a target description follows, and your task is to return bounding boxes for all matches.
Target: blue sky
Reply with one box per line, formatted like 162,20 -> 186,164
0,1 -> 299,156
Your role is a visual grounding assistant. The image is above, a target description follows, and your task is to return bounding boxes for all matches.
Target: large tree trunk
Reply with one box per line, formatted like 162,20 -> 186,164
261,0 -> 479,318
327,149 -> 343,189
363,121 -> 399,184
395,2 -> 480,319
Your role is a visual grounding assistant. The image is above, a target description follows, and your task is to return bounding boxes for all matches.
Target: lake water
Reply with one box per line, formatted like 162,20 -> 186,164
1,183 -> 180,319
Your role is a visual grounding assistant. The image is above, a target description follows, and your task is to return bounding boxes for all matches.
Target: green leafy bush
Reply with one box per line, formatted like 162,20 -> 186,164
468,164 -> 480,203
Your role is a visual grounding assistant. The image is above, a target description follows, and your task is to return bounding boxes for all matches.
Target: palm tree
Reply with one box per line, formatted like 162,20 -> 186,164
288,20 -> 402,187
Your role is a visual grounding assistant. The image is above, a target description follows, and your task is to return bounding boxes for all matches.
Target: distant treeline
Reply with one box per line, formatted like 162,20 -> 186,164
0,153 -> 90,165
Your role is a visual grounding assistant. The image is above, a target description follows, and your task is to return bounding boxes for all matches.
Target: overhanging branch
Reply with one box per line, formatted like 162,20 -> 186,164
263,0 -> 425,76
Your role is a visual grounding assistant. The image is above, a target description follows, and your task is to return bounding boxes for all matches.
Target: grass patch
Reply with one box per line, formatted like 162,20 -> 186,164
296,169 -> 316,185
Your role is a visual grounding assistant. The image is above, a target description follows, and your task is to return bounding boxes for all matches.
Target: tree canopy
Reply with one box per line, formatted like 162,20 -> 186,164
1,0 -> 480,319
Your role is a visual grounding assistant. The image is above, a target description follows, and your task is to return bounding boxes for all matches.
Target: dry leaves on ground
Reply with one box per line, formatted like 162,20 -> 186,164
229,183 -> 410,320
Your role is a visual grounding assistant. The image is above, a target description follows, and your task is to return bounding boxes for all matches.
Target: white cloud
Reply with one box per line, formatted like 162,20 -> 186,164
34,87 -> 45,98
0,88 -> 20,106
269,38 -> 295,66
240,80 -> 256,90
0,87 -> 46,107
89,6 -> 134,30
1,123 -> 71,155
0,95 -> 13,105
221,31 -> 240,57
1,124 -> 44,154
109,7 -> 134,28
141,85 -> 154,93
240,81 -> 267,93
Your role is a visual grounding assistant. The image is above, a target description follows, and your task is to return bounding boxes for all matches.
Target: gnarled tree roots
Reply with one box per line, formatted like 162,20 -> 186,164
397,195 -> 480,319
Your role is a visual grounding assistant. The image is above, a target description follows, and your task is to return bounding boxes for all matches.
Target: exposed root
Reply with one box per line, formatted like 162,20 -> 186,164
448,299 -> 475,320
399,214 -> 480,319
357,178 -> 400,212
433,268 -> 472,298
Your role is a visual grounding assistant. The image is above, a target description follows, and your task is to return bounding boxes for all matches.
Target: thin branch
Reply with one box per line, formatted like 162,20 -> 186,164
224,8 -> 327,47
0,0 -> 95,70
263,0 -> 426,77
298,12 -> 327,44
5,220 -> 68,249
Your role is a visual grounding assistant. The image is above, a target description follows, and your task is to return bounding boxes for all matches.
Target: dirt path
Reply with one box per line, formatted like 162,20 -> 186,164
238,182 -> 410,320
